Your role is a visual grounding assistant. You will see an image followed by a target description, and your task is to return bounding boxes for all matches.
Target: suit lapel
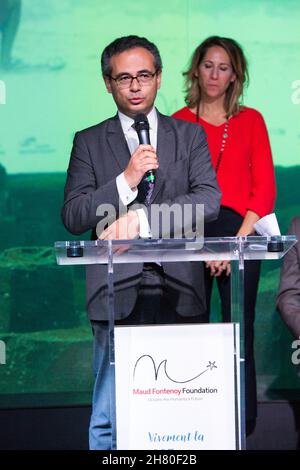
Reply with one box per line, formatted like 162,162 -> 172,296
151,112 -> 175,202
106,115 -> 131,171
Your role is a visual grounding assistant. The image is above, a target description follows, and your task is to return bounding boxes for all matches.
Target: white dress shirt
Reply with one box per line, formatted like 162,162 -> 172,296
116,107 -> 158,238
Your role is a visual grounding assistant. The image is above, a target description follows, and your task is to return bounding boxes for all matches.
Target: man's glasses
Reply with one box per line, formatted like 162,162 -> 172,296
108,71 -> 158,89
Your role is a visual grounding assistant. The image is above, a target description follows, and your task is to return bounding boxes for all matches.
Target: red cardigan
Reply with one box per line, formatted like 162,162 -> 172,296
172,106 -> 276,218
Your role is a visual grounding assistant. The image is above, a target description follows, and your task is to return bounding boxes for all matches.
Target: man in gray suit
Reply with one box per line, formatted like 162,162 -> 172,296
277,216 -> 300,338
62,35 -> 221,450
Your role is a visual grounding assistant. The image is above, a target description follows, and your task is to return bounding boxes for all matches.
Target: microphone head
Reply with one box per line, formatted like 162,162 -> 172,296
134,113 -> 149,131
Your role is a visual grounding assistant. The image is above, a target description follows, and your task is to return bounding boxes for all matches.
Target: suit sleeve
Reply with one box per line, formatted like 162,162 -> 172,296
277,218 -> 300,337
61,131 -> 124,235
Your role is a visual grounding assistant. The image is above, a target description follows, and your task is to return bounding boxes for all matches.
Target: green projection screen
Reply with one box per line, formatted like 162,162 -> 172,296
0,0 -> 300,407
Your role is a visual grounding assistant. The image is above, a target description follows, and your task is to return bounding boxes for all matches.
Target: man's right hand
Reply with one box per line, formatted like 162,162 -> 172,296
124,144 -> 159,189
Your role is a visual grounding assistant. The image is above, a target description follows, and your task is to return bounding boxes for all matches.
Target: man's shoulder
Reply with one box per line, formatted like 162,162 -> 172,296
74,115 -> 119,138
289,216 -> 300,235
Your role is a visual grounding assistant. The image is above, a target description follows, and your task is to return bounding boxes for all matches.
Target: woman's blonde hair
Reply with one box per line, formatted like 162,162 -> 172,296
184,36 -> 249,118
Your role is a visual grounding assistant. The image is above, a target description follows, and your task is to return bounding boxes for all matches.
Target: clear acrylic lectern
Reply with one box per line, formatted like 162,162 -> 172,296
55,235 -> 296,450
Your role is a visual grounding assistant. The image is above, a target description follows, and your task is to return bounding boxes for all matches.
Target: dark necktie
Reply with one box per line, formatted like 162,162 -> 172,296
138,174 -> 154,206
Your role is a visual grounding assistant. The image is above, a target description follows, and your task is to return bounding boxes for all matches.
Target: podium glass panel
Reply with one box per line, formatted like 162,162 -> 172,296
55,236 -> 296,450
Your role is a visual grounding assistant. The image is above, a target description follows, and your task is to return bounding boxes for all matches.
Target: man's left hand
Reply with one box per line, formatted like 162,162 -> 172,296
99,210 -> 140,240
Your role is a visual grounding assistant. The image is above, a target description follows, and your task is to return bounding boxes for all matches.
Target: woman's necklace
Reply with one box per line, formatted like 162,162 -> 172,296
215,121 -> 229,173
196,102 -> 229,173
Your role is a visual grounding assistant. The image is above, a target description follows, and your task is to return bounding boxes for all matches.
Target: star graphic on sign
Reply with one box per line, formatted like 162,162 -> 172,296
207,361 -> 217,371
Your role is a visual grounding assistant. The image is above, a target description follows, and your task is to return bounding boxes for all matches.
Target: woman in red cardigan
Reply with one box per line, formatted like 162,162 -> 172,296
173,36 -> 276,435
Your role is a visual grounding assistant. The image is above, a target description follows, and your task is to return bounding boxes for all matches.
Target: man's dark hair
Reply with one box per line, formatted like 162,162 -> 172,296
101,35 -> 162,76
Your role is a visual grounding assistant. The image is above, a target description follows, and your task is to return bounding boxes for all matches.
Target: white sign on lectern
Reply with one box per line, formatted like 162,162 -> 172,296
115,323 -> 240,450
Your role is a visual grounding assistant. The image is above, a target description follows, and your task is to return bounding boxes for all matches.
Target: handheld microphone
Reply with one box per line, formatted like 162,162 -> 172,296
134,113 -> 155,183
